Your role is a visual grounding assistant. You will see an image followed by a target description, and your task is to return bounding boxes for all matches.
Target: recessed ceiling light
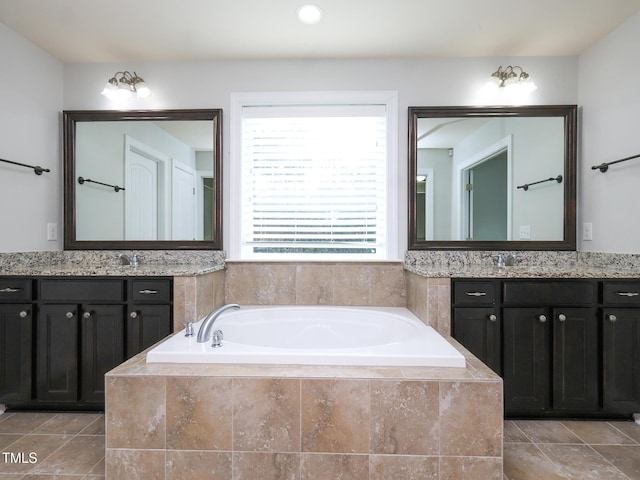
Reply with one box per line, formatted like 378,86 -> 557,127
296,4 -> 323,25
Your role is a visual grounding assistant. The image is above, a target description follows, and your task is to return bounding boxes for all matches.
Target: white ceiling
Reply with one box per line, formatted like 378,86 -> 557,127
1,0 -> 640,62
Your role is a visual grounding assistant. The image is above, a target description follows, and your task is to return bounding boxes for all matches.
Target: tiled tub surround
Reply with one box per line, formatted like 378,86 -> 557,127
105,340 -> 503,480
224,261 -> 407,306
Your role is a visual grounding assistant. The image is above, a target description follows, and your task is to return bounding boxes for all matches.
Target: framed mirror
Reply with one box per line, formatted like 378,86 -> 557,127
63,109 -> 222,250
408,105 -> 577,250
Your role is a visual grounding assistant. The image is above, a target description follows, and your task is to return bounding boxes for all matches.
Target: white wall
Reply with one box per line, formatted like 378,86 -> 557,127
578,10 -> 640,254
63,57 -> 578,256
0,23 -> 63,252
0,16 -> 584,254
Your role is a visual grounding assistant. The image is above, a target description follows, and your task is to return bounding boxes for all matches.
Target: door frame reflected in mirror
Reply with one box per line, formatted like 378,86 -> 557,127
408,105 -> 577,251
63,109 -> 223,250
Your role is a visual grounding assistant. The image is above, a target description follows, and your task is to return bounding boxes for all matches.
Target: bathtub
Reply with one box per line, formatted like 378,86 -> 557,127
146,305 -> 466,367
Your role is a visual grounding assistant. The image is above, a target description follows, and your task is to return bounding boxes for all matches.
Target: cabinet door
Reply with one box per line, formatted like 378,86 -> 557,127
453,307 -> 501,375
81,304 -> 125,403
503,307 -> 550,414
603,308 -> 640,413
0,304 -> 32,402
37,304 -> 78,403
552,307 -> 599,411
126,304 -> 171,358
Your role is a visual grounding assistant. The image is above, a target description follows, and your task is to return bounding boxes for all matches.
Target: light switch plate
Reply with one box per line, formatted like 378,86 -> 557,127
47,223 -> 58,241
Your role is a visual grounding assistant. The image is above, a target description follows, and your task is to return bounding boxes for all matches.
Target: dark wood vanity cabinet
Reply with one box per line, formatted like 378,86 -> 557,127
602,281 -> 640,414
0,278 -> 34,402
127,279 -> 173,358
502,305 -> 599,415
37,279 -> 126,405
0,276 -> 172,409
502,281 -> 599,416
452,280 -> 501,375
453,278 -> 639,418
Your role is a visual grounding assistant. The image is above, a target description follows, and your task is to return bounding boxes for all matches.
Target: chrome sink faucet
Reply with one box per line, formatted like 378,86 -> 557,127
196,303 -> 240,344
492,253 -> 517,267
119,253 -> 139,266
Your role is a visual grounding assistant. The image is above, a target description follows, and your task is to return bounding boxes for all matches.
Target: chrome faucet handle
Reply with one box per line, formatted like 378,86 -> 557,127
118,253 -> 139,266
211,329 -> 224,348
505,254 -> 518,266
492,254 -> 506,267
182,321 -> 195,337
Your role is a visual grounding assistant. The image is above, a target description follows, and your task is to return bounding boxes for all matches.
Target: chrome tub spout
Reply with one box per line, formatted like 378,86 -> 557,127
196,303 -> 240,343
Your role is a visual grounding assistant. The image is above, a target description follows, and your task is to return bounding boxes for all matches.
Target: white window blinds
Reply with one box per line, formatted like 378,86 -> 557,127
239,104 -> 388,259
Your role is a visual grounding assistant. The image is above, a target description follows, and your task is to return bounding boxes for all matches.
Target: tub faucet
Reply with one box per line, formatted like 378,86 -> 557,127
196,303 -> 240,343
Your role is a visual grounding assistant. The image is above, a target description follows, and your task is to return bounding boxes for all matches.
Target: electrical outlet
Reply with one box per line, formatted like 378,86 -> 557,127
583,222 -> 593,241
519,225 -> 531,240
47,223 -> 58,241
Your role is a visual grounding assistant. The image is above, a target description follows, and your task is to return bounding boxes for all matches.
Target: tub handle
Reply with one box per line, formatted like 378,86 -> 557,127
182,322 -> 195,337
211,329 -> 223,348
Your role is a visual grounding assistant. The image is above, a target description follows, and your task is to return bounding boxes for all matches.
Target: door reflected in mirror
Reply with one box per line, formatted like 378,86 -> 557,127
409,106 -> 576,250
64,109 -> 222,250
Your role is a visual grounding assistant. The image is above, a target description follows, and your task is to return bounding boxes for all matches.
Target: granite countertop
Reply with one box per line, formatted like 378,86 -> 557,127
0,263 -> 225,277
404,251 -> 640,279
404,264 -> 640,279
0,250 -> 227,277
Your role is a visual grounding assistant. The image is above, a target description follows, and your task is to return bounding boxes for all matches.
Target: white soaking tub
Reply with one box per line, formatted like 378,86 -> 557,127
146,305 -> 466,367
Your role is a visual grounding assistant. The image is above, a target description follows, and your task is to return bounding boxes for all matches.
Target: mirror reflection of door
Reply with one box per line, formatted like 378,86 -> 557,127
124,135 -> 170,240
171,161 -> 197,240
202,177 -> 214,241
463,150 -> 508,240
416,169 -> 434,240
125,147 -> 159,240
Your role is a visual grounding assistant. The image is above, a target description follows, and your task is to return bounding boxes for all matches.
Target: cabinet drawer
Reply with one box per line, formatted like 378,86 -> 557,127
453,281 -> 497,305
604,281 -> 640,305
0,278 -> 32,302
39,279 -> 125,302
503,281 -> 596,306
130,279 -> 171,303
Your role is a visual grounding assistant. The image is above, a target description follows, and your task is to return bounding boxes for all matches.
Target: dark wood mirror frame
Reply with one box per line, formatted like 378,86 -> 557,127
408,105 -> 577,251
63,109 -> 223,250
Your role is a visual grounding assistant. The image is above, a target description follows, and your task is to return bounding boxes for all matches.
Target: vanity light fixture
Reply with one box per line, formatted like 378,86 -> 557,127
101,71 -> 152,100
487,65 -> 537,94
296,4 -> 323,25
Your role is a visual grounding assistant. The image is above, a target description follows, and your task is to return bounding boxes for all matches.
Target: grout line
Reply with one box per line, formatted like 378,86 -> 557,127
583,443 -> 633,480
606,421 -> 640,445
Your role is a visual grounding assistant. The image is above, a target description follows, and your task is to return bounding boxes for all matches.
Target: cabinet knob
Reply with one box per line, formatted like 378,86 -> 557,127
83,311 -> 91,319
65,311 -> 74,318
130,311 -> 138,319
488,314 -> 497,322
19,310 -> 29,318
538,314 -> 547,323
608,314 -> 617,323
558,313 -> 567,322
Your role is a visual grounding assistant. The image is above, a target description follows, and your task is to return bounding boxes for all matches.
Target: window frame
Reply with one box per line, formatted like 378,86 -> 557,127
229,91 -> 399,261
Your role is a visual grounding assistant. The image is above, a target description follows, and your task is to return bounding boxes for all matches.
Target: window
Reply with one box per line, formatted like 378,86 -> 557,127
230,92 -> 398,260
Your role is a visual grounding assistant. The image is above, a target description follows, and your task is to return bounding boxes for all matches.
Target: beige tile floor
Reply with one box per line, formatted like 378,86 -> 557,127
504,419 -> 640,480
0,411 -> 104,479
2,411 -> 640,479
